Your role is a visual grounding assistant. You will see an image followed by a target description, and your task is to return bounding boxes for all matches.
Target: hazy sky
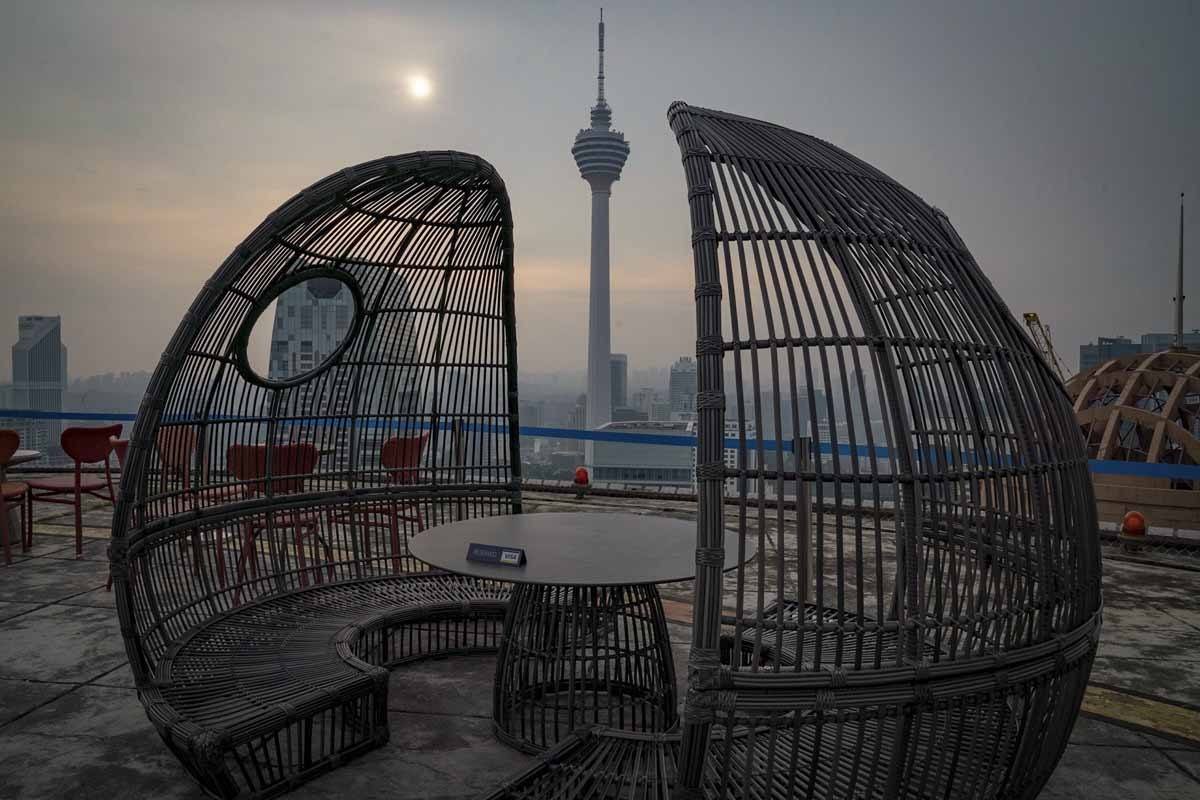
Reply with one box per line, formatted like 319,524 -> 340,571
1,0 -> 1197,383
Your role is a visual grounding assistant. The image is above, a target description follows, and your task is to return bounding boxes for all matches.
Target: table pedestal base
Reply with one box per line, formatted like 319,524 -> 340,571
492,582 -> 678,753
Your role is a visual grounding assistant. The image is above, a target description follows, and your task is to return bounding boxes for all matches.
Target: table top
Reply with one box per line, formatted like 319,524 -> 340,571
409,512 -> 756,586
2,450 -> 41,468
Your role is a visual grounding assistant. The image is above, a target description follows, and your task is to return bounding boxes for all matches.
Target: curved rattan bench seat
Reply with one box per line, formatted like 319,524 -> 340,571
111,150 -> 526,796
141,574 -> 509,797
724,601 -> 945,670
490,609 -> 1099,798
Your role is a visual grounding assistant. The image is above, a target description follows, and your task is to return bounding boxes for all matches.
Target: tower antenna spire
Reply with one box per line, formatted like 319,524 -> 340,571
596,9 -> 606,105
572,9 -> 629,448
1175,192 -> 1186,349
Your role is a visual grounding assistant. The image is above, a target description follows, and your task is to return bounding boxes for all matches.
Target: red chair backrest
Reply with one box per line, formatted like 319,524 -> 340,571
381,433 -> 429,485
0,429 -> 19,465
226,443 -> 319,496
61,425 -> 123,465
157,426 -> 198,481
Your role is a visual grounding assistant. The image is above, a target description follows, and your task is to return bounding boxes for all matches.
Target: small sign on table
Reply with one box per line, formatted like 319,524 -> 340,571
466,542 -> 527,567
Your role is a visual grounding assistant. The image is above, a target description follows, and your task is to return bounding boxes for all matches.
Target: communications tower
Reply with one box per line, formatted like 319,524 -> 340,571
571,9 -> 630,432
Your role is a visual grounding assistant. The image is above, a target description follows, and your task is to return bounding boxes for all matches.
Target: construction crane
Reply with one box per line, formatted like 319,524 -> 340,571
1023,312 -> 1068,382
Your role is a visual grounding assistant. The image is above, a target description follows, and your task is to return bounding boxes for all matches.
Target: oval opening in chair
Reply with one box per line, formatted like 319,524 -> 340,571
235,268 -> 363,388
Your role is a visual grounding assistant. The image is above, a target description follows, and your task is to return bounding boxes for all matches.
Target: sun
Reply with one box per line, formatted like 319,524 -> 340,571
407,74 -> 432,100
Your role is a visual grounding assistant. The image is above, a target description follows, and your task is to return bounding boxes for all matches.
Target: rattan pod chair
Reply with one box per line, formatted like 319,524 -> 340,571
490,103 -> 1101,799
110,151 -> 522,798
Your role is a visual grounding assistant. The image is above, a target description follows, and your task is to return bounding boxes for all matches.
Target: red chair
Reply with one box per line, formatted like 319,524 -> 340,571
113,427 -> 245,592
227,443 -> 333,604
0,430 -> 33,565
154,426 -> 241,513
27,424 -> 121,557
329,433 -> 428,573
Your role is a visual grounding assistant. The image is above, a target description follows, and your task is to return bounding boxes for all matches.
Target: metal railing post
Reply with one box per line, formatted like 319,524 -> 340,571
451,419 -> 466,521
798,437 -> 812,605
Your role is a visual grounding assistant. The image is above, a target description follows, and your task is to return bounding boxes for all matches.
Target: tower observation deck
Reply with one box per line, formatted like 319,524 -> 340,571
572,9 -> 630,437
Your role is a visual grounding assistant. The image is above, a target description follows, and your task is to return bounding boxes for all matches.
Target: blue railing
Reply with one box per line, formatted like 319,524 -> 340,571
2,408 -> 1199,481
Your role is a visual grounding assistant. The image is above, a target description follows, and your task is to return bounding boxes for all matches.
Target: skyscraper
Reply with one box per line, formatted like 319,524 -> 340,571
572,10 -> 629,433
267,278 -> 355,382
669,356 -> 697,412
609,353 -> 628,411
10,315 -> 68,452
265,274 -> 415,470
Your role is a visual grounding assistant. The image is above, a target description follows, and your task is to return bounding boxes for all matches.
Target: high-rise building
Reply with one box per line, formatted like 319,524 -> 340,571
1078,332 -> 1200,373
1078,337 -> 1139,373
566,393 -> 588,454
609,353 -> 628,411
668,356 -> 697,412
590,419 -> 758,497
267,278 -> 355,382
266,275 -> 416,470
611,406 -> 648,423
631,386 -> 656,415
572,10 -> 630,433
520,400 -> 545,429
1140,331 -> 1200,353
9,316 -> 68,453
591,421 -> 694,487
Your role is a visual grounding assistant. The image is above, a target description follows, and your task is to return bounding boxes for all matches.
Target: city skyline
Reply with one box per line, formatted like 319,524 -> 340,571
1,1 -> 1197,382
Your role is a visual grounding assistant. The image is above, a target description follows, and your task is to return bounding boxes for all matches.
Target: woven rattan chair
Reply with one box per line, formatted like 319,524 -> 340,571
490,103 -> 1101,799
110,151 -> 521,798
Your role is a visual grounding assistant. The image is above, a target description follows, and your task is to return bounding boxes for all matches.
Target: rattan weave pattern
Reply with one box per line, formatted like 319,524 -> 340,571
110,151 -> 523,798
491,102 -> 1101,799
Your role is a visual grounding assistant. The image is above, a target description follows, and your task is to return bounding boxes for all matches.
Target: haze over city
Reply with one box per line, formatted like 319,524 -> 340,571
2,0 -> 1197,382
6,3 -> 1200,799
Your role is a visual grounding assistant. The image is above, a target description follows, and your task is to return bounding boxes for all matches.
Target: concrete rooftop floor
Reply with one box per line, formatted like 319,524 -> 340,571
1,487 -> 1198,799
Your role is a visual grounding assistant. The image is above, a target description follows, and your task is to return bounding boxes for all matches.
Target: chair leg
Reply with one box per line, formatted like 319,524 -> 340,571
244,520 -> 258,579
325,509 -> 340,556
1,494 -> 12,566
389,501 -> 402,574
104,457 -> 117,506
232,525 -> 259,607
322,534 -> 335,582
291,513 -> 309,588
309,529 -> 321,585
23,491 -> 32,551
212,529 -> 228,589
308,521 -> 334,584
74,484 -> 83,558
75,494 -> 84,556
359,511 -> 371,560
310,521 -> 327,586
190,529 -> 202,575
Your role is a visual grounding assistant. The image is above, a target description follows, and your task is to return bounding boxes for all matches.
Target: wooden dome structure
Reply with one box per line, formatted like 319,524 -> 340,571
1068,348 -> 1200,525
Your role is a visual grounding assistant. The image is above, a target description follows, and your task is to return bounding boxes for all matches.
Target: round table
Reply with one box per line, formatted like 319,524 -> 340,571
409,512 -> 754,753
0,449 -> 42,481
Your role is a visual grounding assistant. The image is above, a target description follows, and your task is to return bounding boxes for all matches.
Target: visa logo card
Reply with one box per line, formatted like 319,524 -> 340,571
467,542 -> 527,567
